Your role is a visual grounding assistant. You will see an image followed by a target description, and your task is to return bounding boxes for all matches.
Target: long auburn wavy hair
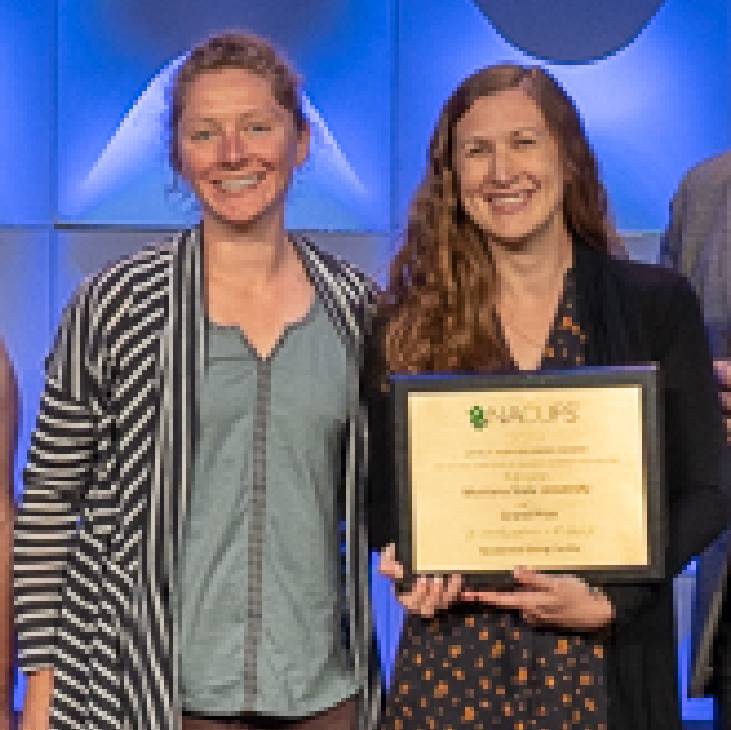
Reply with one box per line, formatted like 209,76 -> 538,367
381,64 -> 617,375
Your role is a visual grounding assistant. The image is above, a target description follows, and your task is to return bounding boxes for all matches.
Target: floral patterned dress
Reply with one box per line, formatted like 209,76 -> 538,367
381,270 -> 608,730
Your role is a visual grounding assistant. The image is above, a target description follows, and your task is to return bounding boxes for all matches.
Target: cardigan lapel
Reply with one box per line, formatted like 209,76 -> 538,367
152,226 -> 204,727
573,240 -> 635,366
291,234 -> 365,353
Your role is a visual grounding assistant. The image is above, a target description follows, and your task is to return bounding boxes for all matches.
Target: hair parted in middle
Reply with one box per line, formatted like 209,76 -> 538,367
381,63 -> 618,376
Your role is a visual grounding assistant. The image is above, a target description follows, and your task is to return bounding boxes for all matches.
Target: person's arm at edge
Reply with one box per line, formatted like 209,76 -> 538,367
661,277 -> 728,570
659,175 -> 688,270
604,275 -> 729,627
0,343 -> 17,730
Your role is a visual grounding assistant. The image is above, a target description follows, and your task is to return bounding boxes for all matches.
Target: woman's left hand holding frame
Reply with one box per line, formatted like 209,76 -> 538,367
462,568 -> 615,631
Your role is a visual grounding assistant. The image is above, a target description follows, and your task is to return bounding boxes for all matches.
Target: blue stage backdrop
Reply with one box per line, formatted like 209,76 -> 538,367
57,0 -> 391,230
0,0 -> 54,224
396,0 -> 731,233
0,0 -> 727,721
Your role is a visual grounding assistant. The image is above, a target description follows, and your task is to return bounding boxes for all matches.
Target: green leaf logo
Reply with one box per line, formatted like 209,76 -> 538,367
469,405 -> 486,430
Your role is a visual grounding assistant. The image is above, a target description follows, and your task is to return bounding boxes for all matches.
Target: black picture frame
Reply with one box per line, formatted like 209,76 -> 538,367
391,364 -> 665,588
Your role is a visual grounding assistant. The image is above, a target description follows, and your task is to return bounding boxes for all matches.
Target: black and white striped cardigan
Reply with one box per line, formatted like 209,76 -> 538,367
15,228 -> 381,730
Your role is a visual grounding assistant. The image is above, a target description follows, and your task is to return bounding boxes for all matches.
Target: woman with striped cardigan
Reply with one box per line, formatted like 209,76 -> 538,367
15,33 -> 380,730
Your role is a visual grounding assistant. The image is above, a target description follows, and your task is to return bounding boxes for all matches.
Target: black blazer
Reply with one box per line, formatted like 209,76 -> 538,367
368,241 -> 730,730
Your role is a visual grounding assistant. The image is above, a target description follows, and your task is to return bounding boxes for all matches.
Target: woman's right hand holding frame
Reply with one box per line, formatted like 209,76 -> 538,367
378,543 -> 463,618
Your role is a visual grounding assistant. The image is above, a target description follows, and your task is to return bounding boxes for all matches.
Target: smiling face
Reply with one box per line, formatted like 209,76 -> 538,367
454,87 -> 567,247
177,67 -> 309,232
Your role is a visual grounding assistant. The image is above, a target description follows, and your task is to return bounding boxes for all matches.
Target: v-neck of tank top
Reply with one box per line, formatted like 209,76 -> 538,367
205,293 -> 318,362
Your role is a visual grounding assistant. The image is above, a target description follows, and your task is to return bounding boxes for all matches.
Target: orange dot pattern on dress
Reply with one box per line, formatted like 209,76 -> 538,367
381,268 -> 607,730
381,610 -> 607,730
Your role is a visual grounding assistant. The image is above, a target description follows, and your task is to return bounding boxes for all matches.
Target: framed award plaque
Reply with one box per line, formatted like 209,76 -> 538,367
392,365 -> 665,586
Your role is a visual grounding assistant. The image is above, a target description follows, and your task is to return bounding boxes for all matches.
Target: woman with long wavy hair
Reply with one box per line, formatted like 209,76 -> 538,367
372,64 -> 728,729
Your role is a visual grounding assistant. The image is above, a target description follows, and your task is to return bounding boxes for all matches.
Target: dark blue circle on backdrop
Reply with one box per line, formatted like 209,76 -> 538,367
472,0 -> 666,63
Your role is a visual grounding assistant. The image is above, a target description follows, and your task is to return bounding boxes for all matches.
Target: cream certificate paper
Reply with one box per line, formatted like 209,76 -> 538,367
408,386 -> 647,572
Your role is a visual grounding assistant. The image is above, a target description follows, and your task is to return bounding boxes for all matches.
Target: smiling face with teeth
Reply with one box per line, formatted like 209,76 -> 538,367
454,87 -> 568,249
177,67 -> 309,235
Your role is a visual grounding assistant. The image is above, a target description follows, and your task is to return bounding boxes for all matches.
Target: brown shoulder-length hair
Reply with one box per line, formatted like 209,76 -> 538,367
381,64 -> 617,376
168,31 -> 307,176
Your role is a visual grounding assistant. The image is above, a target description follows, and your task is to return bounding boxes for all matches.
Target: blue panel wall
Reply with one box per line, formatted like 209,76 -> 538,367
0,1 -> 55,223
396,0 -> 731,232
0,229 -> 52,497
57,0 -> 391,230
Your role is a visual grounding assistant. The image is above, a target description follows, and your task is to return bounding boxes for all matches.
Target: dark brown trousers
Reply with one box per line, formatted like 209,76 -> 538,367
181,697 -> 357,730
